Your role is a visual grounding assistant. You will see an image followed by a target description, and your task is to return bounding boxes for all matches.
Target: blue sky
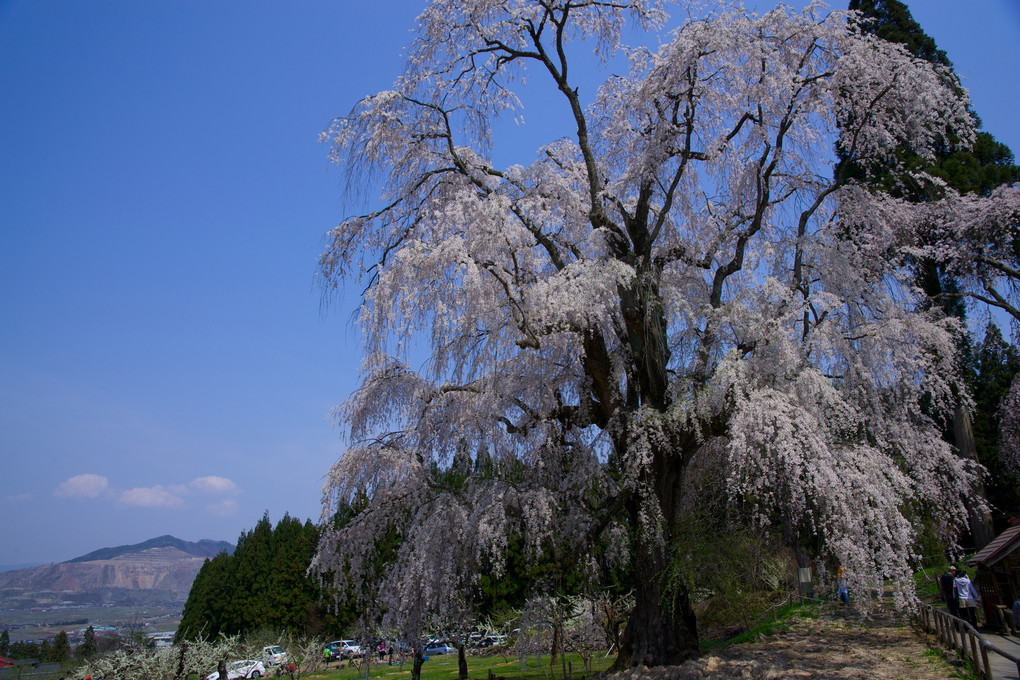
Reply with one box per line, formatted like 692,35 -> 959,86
1,0 -> 1018,566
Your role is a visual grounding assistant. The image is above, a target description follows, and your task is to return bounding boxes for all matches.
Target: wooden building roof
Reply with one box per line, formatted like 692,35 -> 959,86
968,524 -> 1020,569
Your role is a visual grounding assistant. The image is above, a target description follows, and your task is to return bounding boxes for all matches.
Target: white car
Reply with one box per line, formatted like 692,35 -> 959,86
262,646 -> 287,666
339,640 -> 363,659
205,659 -> 266,679
325,639 -> 363,660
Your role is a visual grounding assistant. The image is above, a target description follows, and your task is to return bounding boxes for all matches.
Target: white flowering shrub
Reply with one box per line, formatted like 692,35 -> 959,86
314,0 -> 994,667
72,635 -> 241,680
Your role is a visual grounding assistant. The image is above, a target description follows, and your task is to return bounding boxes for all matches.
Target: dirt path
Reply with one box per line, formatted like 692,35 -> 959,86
605,610 -> 970,679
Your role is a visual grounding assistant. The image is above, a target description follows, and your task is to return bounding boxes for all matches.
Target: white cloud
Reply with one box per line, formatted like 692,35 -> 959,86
206,499 -> 239,517
5,492 -> 33,504
119,486 -> 185,509
54,474 -> 109,499
189,476 -> 238,494
51,473 -> 238,512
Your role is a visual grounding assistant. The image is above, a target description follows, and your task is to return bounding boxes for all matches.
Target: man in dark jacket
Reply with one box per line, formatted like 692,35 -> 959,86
940,565 -> 959,618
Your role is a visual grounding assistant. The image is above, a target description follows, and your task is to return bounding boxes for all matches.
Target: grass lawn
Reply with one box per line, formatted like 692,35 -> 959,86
306,651 -> 616,680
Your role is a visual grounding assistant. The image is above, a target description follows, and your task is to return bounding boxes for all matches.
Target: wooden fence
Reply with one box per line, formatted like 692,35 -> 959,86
916,602 -> 1020,679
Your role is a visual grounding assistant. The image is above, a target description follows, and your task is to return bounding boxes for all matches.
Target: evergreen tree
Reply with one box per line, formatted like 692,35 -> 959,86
845,0 -> 1019,197
229,513 -> 274,633
266,514 -> 319,634
848,0 -> 949,66
0,629 -> 8,657
9,641 -> 38,660
177,556 -> 217,641
179,513 -> 343,641
52,631 -> 71,664
77,626 -> 97,661
972,325 -> 1020,521
847,0 -> 1020,549
179,550 -> 235,641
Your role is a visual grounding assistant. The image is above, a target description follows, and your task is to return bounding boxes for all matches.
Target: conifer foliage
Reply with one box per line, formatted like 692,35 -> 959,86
177,514 -> 337,641
844,0 -> 1020,548
313,0 -> 1007,667
846,0 -> 1020,494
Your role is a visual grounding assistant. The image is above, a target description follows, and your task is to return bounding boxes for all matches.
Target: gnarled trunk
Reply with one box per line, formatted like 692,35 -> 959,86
919,259 -> 994,550
612,446 -> 700,668
614,532 -> 699,667
550,622 -> 561,666
411,648 -> 425,680
953,405 -> 994,549
456,641 -> 468,680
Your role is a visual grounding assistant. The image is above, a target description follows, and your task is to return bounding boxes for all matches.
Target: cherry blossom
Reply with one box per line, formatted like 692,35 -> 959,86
314,0 -> 987,666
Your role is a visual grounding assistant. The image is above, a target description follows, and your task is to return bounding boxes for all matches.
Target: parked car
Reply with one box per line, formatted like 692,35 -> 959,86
324,640 -> 363,660
343,640 -> 365,659
205,659 -> 266,679
423,642 -> 455,655
262,646 -> 287,666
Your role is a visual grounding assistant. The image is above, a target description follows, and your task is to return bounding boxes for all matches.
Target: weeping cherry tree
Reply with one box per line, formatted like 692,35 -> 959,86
312,0 -> 988,667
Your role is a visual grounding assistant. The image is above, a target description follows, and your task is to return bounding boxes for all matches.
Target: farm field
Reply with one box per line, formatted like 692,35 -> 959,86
0,603 -> 181,642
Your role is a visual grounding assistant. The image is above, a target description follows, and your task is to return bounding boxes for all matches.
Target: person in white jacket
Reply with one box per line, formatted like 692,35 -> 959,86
954,569 -> 980,627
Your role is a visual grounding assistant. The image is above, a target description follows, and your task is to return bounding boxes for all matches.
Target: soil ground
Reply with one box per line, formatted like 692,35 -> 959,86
604,608 -> 971,680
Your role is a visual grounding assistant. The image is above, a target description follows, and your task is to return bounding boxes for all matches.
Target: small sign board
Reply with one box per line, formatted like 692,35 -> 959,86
798,567 -> 813,597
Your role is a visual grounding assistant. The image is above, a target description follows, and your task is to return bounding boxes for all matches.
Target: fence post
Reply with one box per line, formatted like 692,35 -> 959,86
979,641 -> 991,680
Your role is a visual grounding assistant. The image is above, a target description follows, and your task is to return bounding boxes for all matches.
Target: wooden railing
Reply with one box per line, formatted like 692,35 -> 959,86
916,602 -> 1020,679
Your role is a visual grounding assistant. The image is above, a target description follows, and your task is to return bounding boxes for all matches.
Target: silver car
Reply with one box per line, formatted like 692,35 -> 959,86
205,659 -> 266,679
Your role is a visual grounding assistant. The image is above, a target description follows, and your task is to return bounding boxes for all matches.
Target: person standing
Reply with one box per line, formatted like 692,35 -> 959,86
940,565 -> 960,618
954,568 -> 980,627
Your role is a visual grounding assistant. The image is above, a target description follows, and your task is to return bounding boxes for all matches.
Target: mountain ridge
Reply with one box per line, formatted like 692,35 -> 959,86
65,534 -> 232,563
0,535 -> 234,608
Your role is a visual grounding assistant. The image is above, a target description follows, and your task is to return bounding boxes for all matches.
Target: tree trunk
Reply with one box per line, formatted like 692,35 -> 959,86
411,649 -> 425,680
175,642 -> 187,680
781,514 -> 810,569
456,642 -> 468,680
954,405 -> 994,549
612,465 -> 699,669
919,259 -> 994,550
614,535 -> 699,668
550,622 -> 560,666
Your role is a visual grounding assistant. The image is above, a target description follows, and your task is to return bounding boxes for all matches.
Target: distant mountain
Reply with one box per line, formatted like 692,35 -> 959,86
0,535 -> 233,609
66,535 -> 232,563
0,563 -> 40,574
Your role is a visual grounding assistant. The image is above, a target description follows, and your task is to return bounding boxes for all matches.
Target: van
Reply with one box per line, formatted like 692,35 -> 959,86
262,646 -> 287,666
